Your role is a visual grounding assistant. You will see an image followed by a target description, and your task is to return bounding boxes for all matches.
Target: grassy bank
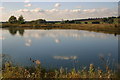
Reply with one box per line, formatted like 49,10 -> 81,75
1,23 -> 120,34
1,23 -> 120,35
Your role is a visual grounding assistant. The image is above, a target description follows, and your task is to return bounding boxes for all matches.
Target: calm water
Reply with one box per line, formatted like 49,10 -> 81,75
2,29 -> 118,70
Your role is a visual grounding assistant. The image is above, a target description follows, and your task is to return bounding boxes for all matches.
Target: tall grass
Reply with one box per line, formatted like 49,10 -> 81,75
1,57 -> 118,79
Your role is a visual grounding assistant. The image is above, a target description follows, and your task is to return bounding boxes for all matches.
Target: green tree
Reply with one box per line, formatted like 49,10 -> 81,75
8,16 -> 17,24
102,17 -> 114,24
35,19 -> 46,24
102,18 -> 108,23
107,17 -> 114,24
30,19 -> 46,24
18,15 -> 25,24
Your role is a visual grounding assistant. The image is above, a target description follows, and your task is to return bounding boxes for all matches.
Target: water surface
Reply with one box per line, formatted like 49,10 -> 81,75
2,29 -> 118,70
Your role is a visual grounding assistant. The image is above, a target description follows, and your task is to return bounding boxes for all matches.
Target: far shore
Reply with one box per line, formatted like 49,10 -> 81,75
1,23 -> 120,35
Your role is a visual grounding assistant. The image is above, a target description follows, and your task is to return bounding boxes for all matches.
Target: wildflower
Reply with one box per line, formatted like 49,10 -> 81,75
89,64 -> 95,73
89,64 -> 95,77
98,69 -> 102,78
27,74 -> 31,78
106,66 -> 109,71
107,70 -> 111,78
32,73 -> 35,75
35,60 -> 41,65
55,70 -> 59,78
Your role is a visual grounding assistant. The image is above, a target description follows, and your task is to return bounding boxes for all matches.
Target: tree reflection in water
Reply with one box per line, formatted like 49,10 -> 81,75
8,28 -> 24,36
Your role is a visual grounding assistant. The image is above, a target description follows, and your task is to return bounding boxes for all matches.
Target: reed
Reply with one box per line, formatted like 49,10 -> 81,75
1,60 -> 117,79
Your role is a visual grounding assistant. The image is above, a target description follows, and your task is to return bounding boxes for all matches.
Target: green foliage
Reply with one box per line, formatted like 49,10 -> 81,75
7,15 -> 117,25
102,17 -> 114,24
108,17 -> 114,24
18,15 -> 25,24
30,19 -> 46,24
8,16 -> 17,24
92,22 -> 100,24
84,22 -> 88,24
8,15 -> 25,24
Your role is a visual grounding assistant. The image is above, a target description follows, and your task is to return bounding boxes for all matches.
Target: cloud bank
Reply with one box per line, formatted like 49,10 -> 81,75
1,3 -> 118,21
24,3 -> 32,7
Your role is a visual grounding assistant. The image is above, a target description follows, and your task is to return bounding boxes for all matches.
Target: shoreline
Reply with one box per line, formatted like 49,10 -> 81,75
1,23 -> 120,35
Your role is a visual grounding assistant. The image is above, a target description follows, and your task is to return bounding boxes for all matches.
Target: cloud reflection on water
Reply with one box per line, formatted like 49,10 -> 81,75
23,30 -> 115,39
53,56 -> 77,60
2,29 -> 118,47
25,39 -> 32,47
22,30 -> 116,46
0,36 -> 5,40
2,29 -> 118,69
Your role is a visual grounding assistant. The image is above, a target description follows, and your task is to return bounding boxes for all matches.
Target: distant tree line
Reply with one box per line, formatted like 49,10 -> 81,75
27,19 -> 46,24
8,15 -> 119,24
60,16 -> 119,24
102,17 -> 114,24
8,15 -> 46,24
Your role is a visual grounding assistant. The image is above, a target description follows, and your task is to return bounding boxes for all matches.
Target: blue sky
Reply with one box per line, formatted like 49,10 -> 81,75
0,2 -> 118,21
1,0 -> 119,2
2,2 -> 117,10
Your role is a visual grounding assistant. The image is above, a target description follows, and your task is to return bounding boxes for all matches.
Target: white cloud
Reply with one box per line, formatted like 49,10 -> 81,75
24,4 -> 32,7
31,8 -> 41,12
46,9 -> 59,12
71,9 -> 81,13
83,9 -> 96,13
0,7 -> 5,10
1,7 -> 118,21
17,9 -> 29,12
24,0 -> 30,3
54,3 -> 61,8
17,8 -> 43,13
100,8 -> 108,12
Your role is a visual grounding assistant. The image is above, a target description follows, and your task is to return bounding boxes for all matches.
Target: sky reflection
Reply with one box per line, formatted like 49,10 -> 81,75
2,29 -> 118,46
2,29 -> 118,69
